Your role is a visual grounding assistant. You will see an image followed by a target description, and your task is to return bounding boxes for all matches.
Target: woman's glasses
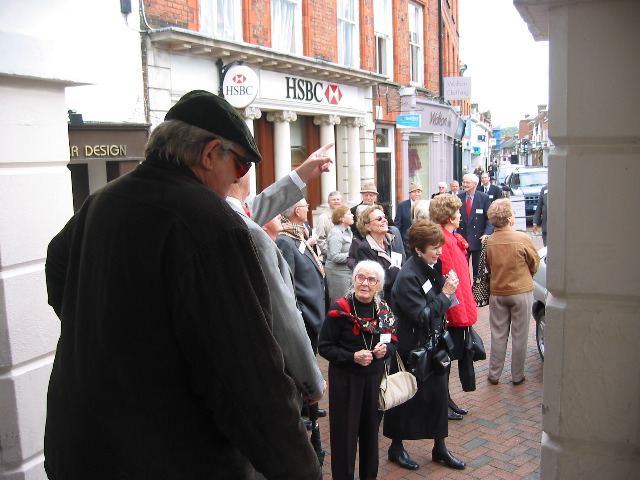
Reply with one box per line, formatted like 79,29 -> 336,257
227,149 -> 253,178
355,274 -> 379,286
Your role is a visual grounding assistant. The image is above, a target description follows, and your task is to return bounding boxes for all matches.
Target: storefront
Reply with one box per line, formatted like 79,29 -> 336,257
397,98 -> 462,198
68,123 -> 149,211
146,30 -> 386,219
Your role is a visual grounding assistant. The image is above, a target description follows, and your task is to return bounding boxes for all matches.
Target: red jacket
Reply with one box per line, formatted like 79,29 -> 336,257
439,227 -> 477,327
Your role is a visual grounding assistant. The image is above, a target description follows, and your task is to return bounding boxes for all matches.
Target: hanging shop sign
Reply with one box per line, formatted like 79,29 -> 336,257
223,65 -> 259,108
443,77 -> 472,101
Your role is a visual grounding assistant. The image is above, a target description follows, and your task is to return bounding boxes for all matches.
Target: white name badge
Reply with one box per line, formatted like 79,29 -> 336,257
422,280 -> 433,294
298,242 -> 306,254
380,333 -> 392,343
476,209 -> 484,214
391,251 -> 403,267
489,195 -> 494,199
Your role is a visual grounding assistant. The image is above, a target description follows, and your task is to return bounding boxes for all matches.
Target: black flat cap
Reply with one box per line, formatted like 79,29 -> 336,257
165,90 -> 262,163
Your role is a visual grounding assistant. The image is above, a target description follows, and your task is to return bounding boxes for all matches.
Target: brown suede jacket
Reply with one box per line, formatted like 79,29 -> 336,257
485,227 -> 540,296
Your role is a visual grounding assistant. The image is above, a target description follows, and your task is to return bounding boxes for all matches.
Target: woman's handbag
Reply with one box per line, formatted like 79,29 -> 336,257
466,326 -> 487,361
472,237 -> 491,307
378,352 -> 418,411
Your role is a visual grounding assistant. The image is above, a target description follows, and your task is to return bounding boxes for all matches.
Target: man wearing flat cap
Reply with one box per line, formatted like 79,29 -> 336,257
394,181 -> 423,245
44,90 -> 329,480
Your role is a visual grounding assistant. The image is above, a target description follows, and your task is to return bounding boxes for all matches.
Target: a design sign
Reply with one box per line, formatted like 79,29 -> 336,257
223,65 -> 259,108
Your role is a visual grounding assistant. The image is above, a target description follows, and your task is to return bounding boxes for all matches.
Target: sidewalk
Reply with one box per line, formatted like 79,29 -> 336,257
315,232 -> 545,479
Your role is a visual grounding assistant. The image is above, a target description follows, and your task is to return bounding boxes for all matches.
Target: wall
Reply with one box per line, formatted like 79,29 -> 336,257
0,1 -> 145,478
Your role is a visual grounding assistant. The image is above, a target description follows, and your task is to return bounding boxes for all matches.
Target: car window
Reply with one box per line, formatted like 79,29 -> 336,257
519,171 -> 547,187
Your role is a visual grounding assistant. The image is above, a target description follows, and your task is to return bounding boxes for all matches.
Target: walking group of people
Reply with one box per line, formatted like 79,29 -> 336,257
43,90 -> 540,480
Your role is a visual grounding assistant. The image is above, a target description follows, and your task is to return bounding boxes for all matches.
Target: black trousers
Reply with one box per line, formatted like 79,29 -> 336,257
328,366 -> 383,480
468,249 -> 480,278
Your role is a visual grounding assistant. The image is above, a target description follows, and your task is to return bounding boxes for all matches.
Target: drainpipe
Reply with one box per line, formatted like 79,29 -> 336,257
438,0 -> 444,99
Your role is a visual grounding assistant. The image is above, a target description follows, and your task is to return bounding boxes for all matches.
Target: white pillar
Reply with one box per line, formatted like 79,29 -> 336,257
267,110 -> 297,181
313,114 -> 340,207
242,106 -> 262,199
521,1 -> 640,478
345,117 -> 365,205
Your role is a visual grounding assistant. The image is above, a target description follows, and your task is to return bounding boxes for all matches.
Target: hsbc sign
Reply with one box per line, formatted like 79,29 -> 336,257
285,77 -> 343,105
258,70 -> 362,111
223,65 -> 259,108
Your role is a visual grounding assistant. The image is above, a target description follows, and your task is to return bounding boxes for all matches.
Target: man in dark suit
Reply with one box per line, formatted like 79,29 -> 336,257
394,181 -> 423,244
458,173 -> 495,277
479,172 -> 502,203
533,185 -> 548,246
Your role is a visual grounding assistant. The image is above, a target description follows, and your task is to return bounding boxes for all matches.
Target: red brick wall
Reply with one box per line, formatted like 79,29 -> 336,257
305,0 -> 338,62
144,0 -> 197,30
393,0 -> 411,85
359,0 -> 375,71
245,0 -> 270,46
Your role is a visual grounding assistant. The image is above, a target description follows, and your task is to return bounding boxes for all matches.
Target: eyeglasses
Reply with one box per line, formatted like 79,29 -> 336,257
369,215 -> 386,223
355,274 -> 379,286
227,149 -> 253,178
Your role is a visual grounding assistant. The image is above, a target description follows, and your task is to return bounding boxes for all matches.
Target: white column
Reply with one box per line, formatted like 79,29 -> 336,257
525,1 -> 640,479
267,110 -> 297,181
313,114 -> 340,207
242,106 -> 262,199
344,117 -> 365,205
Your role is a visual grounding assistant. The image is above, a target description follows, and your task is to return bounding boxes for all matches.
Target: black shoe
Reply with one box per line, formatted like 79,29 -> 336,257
449,405 -> 468,415
448,412 -> 463,421
388,449 -> 419,470
513,377 -> 526,386
432,449 -> 466,470
302,419 -> 312,430
317,409 -> 327,417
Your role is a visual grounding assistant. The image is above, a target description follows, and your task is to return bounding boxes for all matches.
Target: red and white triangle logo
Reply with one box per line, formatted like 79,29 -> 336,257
232,74 -> 246,84
325,85 -> 342,104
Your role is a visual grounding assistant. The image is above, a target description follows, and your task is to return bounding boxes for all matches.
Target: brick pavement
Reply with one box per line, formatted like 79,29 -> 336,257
314,232 -> 544,480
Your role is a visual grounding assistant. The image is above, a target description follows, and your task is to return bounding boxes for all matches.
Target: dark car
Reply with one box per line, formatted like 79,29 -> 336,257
532,246 -> 547,361
503,167 -> 548,219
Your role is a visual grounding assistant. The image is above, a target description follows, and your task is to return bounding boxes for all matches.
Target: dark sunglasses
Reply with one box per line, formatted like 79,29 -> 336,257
227,149 -> 253,178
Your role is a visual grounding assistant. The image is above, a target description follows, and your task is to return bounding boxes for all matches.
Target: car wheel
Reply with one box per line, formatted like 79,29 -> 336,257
536,310 -> 545,361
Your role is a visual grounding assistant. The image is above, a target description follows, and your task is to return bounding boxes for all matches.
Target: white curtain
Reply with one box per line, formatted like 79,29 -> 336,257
338,0 -> 356,67
272,0 -> 296,52
200,0 -> 236,40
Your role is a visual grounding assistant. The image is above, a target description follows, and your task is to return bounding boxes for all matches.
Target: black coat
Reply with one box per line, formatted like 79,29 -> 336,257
382,255 -> 452,441
44,158 -> 320,480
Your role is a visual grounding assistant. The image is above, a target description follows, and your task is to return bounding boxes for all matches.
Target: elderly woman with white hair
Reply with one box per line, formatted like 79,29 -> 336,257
319,260 -> 398,480
431,181 -> 448,198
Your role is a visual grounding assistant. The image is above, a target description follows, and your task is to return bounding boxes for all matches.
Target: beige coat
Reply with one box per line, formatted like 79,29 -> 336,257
486,227 -> 540,296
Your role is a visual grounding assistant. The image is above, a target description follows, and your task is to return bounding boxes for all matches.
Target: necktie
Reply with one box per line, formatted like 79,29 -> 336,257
485,186 -> 489,193
243,205 -> 251,217
466,195 -> 472,218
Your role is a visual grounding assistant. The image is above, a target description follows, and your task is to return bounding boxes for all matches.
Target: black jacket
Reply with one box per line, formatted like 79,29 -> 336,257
45,158 -> 320,480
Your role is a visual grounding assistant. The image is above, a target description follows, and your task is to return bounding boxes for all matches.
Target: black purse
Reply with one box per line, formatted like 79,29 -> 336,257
472,238 -> 490,307
465,326 -> 487,361
407,306 -> 451,381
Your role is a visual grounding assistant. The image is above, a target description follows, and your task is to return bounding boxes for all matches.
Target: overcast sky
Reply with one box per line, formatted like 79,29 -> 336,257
458,0 -> 549,127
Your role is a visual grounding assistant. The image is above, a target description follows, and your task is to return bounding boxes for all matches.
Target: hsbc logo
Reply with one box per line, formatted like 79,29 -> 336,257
232,73 -> 247,84
325,84 -> 342,104
223,65 -> 258,108
285,77 -> 343,105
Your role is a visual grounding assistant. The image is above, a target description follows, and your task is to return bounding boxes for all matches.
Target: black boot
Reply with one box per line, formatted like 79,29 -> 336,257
388,440 -> 419,470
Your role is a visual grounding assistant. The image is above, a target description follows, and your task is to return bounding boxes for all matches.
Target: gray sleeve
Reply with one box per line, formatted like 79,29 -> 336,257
250,175 -> 303,227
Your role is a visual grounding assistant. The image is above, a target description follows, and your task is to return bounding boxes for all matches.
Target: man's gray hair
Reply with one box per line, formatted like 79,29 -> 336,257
328,191 -> 342,200
145,120 -> 234,167
281,199 -> 307,219
463,173 -> 479,185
